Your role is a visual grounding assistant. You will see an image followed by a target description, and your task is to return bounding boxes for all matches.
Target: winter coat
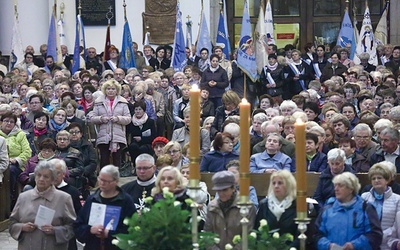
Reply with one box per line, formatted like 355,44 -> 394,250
128,117 -> 156,149
26,128 -> 57,156
306,151 -> 328,172
361,187 -> 400,250
70,138 -> 98,181
370,147 -> 400,173
250,151 -> 292,173
200,150 -> 239,172
282,61 -> 313,99
55,146 -> 84,178
315,195 -> 383,250
172,126 -> 210,156
88,95 -> 131,146
210,106 -> 240,138
0,126 -> 32,168
320,62 -> 347,82
200,66 -> 229,99
9,186 -> 76,250
313,165 -> 353,208
74,188 -> 136,250
204,193 -> 256,250
252,138 -> 295,158
201,100 -> 215,121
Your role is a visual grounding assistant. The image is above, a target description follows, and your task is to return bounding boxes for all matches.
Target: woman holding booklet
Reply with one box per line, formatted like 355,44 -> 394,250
9,161 -> 76,250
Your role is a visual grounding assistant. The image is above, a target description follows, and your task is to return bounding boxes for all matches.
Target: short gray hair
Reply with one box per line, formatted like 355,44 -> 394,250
332,172 -> 361,196
48,158 -> 67,173
353,123 -> 372,136
327,148 -> 346,162
381,127 -> 400,141
34,161 -> 57,181
374,119 -> 393,131
135,153 -> 155,165
253,113 -> 268,123
100,165 -> 120,181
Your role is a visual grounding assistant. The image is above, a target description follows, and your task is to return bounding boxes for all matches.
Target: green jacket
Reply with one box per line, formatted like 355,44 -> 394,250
0,126 -> 32,169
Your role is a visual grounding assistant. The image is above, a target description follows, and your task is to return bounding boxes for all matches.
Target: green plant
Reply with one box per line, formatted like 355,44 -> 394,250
232,219 -> 296,250
112,188 -> 217,250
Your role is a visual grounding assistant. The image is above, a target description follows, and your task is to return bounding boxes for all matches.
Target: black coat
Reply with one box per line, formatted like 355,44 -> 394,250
128,118 -> 156,147
26,128 -> 57,156
210,106 -> 239,139
320,62 -> 347,82
313,165 -> 353,208
201,100 -> 215,122
200,67 -> 229,99
283,61 -> 313,99
70,138 -> 98,184
259,64 -> 284,96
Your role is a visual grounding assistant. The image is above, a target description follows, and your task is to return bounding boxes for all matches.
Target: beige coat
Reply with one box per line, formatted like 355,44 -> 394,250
88,95 -> 131,146
9,186 -> 76,250
204,194 -> 256,249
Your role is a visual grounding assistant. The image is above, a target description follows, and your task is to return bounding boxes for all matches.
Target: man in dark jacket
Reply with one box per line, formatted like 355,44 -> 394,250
370,127 -> 400,171
320,52 -> 347,83
121,154 -> 156,211
385,46 -> 400,73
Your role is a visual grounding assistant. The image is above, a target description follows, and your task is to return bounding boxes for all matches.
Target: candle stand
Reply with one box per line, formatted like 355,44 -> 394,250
188,179 -> 201,250
238,196 -> 253,250
295,215 -> 311,250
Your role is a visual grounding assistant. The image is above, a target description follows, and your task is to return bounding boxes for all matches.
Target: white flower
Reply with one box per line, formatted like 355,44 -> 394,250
232,235 -> 241,244
289,248 -> 297,250
273,232 -> 280,238
142,207 -> 150,213
111,239 -> 119,245
144,196 -> 153,203
260,219 -> 268,227
162,187 -> 169,193
250,232 -> 257,238
162,187 -> 174,199
225,243 -> 233,250
174,201 -> 181,206
197,216 -> 202,222
134,226 -> 140,231
123,218 -> 129,225
214,238 -> 220,244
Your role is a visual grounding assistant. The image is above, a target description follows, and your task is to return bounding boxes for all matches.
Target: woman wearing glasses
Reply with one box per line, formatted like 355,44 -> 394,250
74,165 -> 136,250
200,132 -> 239,173
163,141 -> 188,170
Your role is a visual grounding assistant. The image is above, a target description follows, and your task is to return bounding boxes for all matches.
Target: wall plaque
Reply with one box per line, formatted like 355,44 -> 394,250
76,0 -> 116,26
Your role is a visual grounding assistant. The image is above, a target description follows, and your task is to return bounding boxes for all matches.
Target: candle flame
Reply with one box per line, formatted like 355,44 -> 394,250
192,84 -> 199,90
295,118 -> 304,124
241,98 -> 248,104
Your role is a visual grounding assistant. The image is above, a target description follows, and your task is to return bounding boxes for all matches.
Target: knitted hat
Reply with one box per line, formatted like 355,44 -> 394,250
152,136 -> 169,148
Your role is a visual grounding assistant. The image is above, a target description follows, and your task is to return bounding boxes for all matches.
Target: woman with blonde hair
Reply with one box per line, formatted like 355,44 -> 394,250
163,141 -> 188,169
88,79 -> 131,168
151,166 -> 186,200
255,170 -> 298,246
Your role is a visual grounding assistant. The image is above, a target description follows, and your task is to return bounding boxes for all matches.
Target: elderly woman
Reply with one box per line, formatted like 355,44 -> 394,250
172,106 -> 211,156
341,102 -> 359,130
9,161 -> 76,250
127,100 -> 156,165
250,113 -> 269,150
74,165 -> 136,250
151,166 -> 189,202
61,99 -> 85,130
361,162 -> 400,250
0,112 -> 32,205
315,172 -> 382,250
210,90 -> 241,139
313,148 -> 353,208
258,94 -> 275,111
163,141 -> 188,169
81,84 -> 96,113
48,107 -> 69,133
200,132 -> 239,172
88,79 -> 131,168
204,171 -> 256,249
329,113 -> 351,141
250,133 -> 292,173
152,136 -> 169,160
55,130 -> 84,189
255,170 -> 298,247
68,123 -> 98,188
279,100 -> 297,117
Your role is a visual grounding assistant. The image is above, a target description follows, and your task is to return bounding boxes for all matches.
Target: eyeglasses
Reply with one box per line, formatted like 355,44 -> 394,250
2,120 -> 15,124
167,149 -> 180,154
57,138 -> 69,141
69,130 -> 81,135
136,166 -> 153,171
97,177 -> 115,184
354,135 -> 370,140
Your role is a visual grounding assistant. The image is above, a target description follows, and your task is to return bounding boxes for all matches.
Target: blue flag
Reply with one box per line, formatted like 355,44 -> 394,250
47,9 -> 58,63
120,17 -> 136,69
237,0 -> 258,82
172,3 -> 187,72
216,12 -> 230,60
72,15 -> 86,74
196,11 -> 212,57
336,9 -> 355,59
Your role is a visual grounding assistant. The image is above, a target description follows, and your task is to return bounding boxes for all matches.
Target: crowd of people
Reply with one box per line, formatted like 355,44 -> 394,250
1,40 -> 400,249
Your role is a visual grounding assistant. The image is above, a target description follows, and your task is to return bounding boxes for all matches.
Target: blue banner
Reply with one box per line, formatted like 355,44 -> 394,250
172,3 -> 187,72
72,15 -> 86,74
195,11 -> 212,57
47,10 -> 57,62
337,10 -> 355,59
237,0 -> 258,82
120,17 -> 136,69
216,12 -> 230,60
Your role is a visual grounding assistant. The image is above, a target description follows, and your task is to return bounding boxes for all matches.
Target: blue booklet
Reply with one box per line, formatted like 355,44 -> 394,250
88,203 -> 122,230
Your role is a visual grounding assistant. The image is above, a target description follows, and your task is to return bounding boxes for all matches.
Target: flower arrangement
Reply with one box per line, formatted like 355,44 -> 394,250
230,219 -> 296,250
112,187 -> 217,250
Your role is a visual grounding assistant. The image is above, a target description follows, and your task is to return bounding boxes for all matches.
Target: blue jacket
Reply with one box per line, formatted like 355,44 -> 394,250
250,151 -> 291,173
200,150 -> 239,172
315,196 -> 382,250
74,187 -> 136,250
307,151 -> 328,172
